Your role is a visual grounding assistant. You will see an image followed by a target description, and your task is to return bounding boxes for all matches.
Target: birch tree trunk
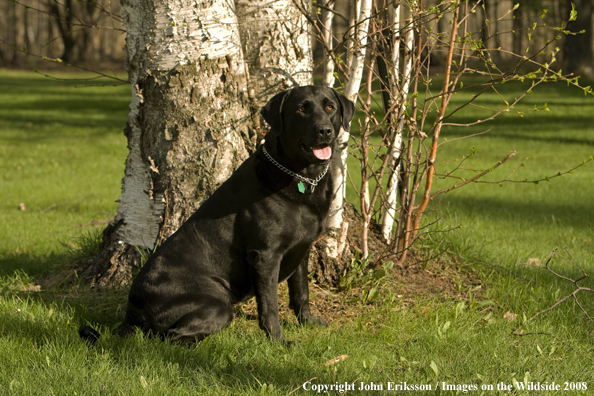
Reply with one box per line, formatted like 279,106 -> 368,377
310,0 -> 372,284
235,0 -> 313,108
381,5 -> 415,242
329,0 -> 371,229
321,0 -> 336,88
80,0 -> 255,287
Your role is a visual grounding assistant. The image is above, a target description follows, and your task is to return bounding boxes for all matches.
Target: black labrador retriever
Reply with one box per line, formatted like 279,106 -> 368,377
80,85 -> 355,344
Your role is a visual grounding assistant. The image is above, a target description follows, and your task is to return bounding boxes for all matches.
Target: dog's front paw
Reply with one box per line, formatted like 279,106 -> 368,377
300,315 -> 328,328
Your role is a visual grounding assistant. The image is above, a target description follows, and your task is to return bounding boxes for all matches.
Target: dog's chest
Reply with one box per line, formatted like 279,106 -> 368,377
290,204 -> 327,242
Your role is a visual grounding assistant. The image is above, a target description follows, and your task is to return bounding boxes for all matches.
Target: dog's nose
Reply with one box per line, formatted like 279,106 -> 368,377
318,125 -> 333,139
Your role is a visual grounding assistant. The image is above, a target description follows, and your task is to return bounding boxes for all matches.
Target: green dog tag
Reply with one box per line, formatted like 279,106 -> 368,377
297,181 -> 306,193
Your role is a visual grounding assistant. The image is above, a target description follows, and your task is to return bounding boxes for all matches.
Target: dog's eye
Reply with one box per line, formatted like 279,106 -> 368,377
297,107 -> 305,113
326,105 -> 334,111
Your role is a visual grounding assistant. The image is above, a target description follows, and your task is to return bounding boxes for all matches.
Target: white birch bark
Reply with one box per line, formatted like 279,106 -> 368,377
235,0 -> 313,107
115,0 -> 251,251
389,3 -> 402,89
321,0 -> 336,88
327,0 -> 372,232
381,5 -> 415,242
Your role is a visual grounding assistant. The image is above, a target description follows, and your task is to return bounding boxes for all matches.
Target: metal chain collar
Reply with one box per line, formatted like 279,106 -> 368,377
262,145 -> 330,193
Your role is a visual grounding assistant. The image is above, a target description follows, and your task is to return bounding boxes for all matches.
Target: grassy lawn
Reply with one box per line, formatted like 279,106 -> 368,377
430,80 -> 594,267
0,70 -> 129,276
1,69 -> 593,395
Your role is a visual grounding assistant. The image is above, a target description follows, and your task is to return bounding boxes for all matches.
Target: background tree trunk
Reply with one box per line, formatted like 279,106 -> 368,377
80,0 -> 255,287
12,1 -> 26,64
47,0 -> 78,63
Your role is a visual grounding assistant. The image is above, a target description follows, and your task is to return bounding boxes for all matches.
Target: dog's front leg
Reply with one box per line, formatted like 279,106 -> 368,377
288,251 -> 327,327
248,250 -> 285,341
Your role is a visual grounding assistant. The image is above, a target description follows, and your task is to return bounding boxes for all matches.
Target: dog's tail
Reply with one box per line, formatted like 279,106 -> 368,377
78,325 -> 101,346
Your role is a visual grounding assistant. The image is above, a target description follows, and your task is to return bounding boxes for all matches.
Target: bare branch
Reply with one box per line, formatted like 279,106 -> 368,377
518,249 -> 594,325
432,151 -> 517,200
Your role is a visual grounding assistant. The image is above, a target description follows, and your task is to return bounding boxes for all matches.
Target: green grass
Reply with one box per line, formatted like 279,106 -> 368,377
430,80 -> 594,268
1,69 -> 593,395
0,69 -> 129,275
1,283 -> 592,395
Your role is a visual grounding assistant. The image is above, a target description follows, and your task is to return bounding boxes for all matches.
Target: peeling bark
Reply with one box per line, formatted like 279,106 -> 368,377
82,0 -> 317,288
235,0 -> 313,107
81,0 -> 254,287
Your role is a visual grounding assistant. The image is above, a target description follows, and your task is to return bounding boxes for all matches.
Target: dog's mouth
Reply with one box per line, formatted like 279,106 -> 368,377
302,144 -> 332,161
312,145 -> 332,160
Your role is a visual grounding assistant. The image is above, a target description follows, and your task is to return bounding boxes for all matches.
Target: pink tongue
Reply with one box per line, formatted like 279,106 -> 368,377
312,145 -> 332,160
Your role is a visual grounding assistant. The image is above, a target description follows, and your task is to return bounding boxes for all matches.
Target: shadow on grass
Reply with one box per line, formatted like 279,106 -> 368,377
0,228 -> 104,280
480,130 -> 594,147
0,71 -> 128,91
440,115 -> 594,146
0,97 -> 129,135
0,250 -> 73,280
0,72 -> 130,136
351,110 -> 594,147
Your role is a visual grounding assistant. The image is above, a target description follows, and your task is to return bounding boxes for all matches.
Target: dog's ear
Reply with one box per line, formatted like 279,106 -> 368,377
261,89 -> 292,135
332,89 -> 356,132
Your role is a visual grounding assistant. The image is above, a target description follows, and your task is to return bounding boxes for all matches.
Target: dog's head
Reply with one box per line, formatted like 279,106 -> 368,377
261,86 -> 355,166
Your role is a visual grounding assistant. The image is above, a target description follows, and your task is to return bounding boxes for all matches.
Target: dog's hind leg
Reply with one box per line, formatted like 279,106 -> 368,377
167,295 -> 234,343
